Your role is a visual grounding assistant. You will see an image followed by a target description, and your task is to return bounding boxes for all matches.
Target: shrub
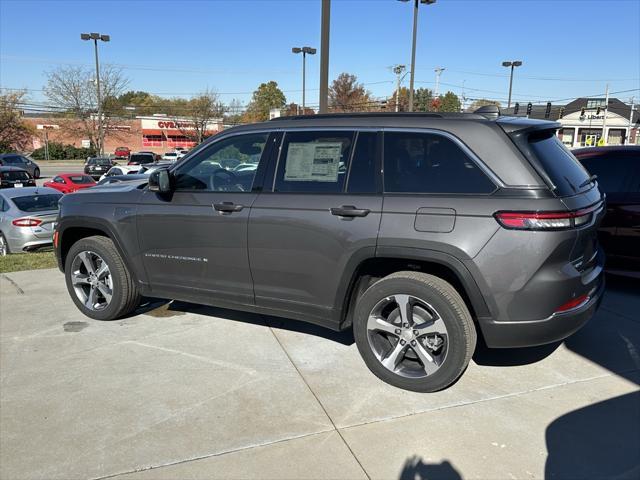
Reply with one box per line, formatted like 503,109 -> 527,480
31,142 -> 97,160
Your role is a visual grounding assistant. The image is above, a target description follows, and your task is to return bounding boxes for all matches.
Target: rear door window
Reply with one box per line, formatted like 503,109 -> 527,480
383,131 -> 495,194
274,131 -> 354,193
526,131 -> 591,196
347,132 -> 379,194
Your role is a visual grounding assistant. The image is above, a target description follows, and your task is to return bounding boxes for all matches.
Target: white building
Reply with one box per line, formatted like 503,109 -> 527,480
502,97 -> 638,148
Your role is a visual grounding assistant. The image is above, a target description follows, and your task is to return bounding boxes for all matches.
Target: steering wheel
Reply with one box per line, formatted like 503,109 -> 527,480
209,168 -> 243,192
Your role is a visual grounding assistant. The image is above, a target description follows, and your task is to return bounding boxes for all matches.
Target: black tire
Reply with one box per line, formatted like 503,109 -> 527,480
0,232 -> 10,256
33,168 -> 40,179
353,271 -> 476,392
64,235 -> 140,320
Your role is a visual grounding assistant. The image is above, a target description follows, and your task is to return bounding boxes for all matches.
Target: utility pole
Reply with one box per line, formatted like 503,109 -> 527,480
627,96 -> 634,145
602,83 -> 609,145
393,65 -> 406,112
434,67 -> 445,97
461,80 -> 466,112
319,0 -> 331,114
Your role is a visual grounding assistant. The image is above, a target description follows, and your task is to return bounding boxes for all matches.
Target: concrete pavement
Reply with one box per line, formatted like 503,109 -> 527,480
1,269 -> 638,479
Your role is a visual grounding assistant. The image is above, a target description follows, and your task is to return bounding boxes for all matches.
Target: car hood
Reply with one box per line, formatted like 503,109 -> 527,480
60,179 -> 147,205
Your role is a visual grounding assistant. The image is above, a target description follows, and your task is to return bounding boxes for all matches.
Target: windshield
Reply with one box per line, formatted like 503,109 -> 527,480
11,194 -> 62,212
526,131 -> 591,196
1,170 -> 30,181
69,175 -> 95,184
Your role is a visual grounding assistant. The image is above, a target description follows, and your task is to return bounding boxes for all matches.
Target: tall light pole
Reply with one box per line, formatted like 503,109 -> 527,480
81,32 -> 110,155
398,0 -> 436,112
319,0 -> 331,114
292,46 -> 316,114
502,60 -> 522,109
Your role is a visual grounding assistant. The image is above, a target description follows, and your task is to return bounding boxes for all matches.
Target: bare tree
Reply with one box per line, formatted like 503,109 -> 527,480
44,65 -> 129,153
170,89 -> 226,144
0,91 -> 34,152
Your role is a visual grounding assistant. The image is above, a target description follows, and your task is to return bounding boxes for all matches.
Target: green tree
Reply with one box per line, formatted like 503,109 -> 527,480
437,91 -> 462,112
467,98 -> 501,112
0,91 -> 34,152
329,73 -> 373,112
414,88 -> 434,112
243,81 -> 286,122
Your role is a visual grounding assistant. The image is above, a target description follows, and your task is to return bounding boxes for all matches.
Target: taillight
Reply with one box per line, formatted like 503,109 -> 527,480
494,205 -> 599,231
12,218 -> 42,227
554,294 -> 590,314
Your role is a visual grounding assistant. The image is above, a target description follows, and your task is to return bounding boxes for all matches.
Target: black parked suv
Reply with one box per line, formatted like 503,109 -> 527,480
54,110 -> 605,392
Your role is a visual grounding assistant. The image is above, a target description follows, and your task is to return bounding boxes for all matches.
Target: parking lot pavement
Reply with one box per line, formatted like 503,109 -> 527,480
1,270 -> 638,480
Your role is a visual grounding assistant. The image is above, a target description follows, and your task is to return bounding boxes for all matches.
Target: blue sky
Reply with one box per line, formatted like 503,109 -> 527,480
1,0 -> 639,109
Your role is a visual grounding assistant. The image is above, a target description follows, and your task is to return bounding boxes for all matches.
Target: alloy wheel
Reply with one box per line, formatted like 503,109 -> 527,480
70,251 -> 113,311
367,294 -> 449,379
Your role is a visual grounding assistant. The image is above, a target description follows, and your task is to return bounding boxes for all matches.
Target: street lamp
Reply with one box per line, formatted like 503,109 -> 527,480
398,0 -> 436,112
81,32 -> 110,155
292,46 -> 316,114
501,60 -> 522,109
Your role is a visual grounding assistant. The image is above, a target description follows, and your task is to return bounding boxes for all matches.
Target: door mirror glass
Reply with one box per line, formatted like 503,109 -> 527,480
149,168 -> 171,193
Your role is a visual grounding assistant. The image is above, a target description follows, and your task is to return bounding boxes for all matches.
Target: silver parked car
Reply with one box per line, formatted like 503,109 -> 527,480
0,187 -> 62,255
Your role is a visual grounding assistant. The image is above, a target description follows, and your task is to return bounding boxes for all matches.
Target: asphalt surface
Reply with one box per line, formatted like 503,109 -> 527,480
1,270 -> 638,479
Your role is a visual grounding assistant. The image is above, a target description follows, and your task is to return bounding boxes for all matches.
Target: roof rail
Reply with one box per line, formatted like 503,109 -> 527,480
474,105 -> 500,119
270,112 -> 444,121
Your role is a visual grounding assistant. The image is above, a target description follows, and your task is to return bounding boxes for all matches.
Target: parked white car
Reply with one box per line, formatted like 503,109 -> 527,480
161,152 -> 179,162
99,165 -> 142,182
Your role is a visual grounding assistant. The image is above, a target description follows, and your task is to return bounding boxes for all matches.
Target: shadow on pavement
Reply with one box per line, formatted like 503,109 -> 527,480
472,336 -> 561,367
399,456 -> 462,480
545,275 -> 640,478
545,391 -> 640,479
138,298 -> 356,346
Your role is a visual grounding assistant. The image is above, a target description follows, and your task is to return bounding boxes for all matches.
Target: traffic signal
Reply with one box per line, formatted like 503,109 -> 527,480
545,102 -> 551,119
514,102 -> 519,114
559,107 -> 565,119
596,107 -> 601,115
580,107 -> 586,116
526,103 -> 533,116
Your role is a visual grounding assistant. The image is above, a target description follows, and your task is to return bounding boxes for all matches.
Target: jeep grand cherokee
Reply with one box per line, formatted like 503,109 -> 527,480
54,109 -> 605,392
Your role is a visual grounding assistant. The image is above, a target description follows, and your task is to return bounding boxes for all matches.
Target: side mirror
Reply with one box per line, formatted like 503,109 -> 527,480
148,168 -> 172,193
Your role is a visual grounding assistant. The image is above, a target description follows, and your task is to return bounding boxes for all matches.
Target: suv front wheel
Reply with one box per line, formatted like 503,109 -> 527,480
353,271 -> 476,392
64,236 -> 141,321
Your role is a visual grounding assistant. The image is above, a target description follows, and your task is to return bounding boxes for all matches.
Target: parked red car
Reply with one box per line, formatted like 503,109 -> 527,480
114,147 -> 130,161
43,173 -> 96,194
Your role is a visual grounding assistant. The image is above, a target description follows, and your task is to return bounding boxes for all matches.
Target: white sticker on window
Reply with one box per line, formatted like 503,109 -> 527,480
284,142 -> 342,182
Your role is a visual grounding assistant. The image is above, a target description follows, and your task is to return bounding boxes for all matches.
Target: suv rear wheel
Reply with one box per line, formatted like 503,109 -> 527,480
353,271 -> 476,392
64,236 -> 140,320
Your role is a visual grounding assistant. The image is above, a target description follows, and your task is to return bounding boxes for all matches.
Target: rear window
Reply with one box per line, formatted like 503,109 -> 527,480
1,170 -> 30,181
11,194 -> 62,212
579,153 -> 637,193
527,131 -> 591,196
91,158 -> 111,166
69,175 -> 94,184
130,154 -> 154,164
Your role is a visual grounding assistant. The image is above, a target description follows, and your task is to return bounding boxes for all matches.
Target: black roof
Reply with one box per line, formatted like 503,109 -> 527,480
572,145 -> 640,157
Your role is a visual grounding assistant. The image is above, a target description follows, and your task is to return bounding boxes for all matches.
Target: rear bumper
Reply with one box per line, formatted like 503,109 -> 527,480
479,277 -> 605,348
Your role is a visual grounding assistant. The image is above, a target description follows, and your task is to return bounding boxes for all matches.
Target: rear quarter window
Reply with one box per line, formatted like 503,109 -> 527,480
526,131 -> 591,197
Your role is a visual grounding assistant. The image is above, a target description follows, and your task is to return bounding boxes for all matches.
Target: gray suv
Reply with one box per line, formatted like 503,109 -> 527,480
54,111 -> 605,392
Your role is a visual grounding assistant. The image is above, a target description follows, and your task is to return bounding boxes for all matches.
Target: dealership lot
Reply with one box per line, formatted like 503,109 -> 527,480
1,269 -> 638,479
